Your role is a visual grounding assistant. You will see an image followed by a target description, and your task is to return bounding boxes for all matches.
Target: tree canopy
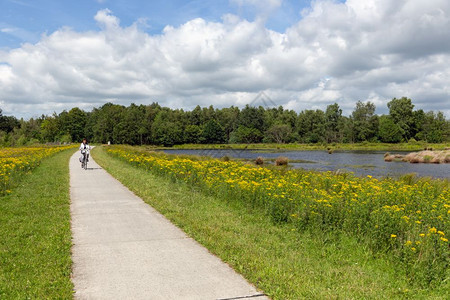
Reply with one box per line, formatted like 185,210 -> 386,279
1,98 -> 449,146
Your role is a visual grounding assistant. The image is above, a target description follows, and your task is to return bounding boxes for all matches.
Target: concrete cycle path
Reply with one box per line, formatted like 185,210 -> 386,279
70,150 -> 268,300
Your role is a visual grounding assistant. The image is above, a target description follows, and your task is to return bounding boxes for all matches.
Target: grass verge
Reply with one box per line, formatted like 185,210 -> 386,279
93,146 -> 447,299
0,149 -> 75,299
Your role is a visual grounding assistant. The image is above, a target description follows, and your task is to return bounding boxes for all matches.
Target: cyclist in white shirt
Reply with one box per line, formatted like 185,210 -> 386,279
79,138 -> 91,168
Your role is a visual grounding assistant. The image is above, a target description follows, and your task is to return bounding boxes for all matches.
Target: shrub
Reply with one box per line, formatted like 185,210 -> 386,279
255,156 -> 264,165
384,155 -> 393,162
275,156 -> 288,166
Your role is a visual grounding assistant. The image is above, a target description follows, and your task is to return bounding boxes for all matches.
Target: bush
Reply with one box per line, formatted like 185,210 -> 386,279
384,154 -> 394,162
255,156 -> 264,165
275,156 -> 288,166
59,134 -> 72,144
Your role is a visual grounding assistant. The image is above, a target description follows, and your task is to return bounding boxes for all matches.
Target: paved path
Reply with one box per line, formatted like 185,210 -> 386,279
70,151 -> 268,300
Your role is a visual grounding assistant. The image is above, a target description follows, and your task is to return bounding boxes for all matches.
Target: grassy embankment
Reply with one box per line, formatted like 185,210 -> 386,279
93,146 -> 448,299
167,142 -> 450,151
385,150 -> 450,163
0,149 -> 75,298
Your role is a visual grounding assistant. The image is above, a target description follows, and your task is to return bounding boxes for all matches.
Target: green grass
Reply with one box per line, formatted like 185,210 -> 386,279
93,146 -> 447,299
166,142 -> 450,151
0,149 -> 75,299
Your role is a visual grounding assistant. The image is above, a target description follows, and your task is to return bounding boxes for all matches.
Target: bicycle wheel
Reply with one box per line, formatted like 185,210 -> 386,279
84,155 -> 88,170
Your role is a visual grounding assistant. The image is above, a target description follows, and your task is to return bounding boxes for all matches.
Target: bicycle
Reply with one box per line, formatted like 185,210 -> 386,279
81,149 -> 89,170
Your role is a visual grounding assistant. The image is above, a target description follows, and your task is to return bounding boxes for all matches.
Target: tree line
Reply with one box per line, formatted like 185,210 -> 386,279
1,97 -> 449,147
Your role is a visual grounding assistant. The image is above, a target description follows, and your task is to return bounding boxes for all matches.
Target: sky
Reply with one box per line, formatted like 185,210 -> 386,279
0,0 -> 449,119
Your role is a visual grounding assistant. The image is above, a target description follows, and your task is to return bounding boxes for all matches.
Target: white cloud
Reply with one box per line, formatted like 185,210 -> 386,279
94,9 -> 120,29
0,0 -> 449,118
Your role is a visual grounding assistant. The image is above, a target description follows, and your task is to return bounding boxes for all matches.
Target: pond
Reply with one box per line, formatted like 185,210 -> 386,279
160,149 -> 450,179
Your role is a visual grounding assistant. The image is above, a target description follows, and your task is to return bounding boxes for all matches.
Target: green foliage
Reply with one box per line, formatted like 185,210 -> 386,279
388,97 -> 415,140
90,103 -> 126,144
418,111 -> 447,143
40,116 -> 59,142
325,103 -> 344,143
378,115 -> 404,143
0,109 -> 20,133
215,106 -> 240,141
229,125 -> 263,143
351,101 -> 379,142
202,119 -> 226,144
113,103 -> 147,144
64,107 -> 87,142
59,134 -> 72,144
265,124 -> 292,143
152,121 -> 183,146
297,109 -> 326,143
239,105 -> 266,130
1,97 -> 449,145
184,124 -> 203,143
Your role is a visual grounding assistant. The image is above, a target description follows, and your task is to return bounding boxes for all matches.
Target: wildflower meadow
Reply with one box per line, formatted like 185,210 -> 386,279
106,145 -> 449,286
0,145 -> 75,195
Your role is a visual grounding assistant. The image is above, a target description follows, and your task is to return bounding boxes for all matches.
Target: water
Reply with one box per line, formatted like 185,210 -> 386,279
160,149 -> 449,179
